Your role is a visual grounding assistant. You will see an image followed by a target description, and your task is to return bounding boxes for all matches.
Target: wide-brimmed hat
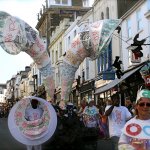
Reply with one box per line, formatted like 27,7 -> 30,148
8,96 -> 57,145
136,89 -> 150,103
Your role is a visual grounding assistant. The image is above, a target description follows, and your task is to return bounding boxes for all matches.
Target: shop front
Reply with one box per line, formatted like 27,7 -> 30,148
79,80 -> 95,103
94,63 -> 146,105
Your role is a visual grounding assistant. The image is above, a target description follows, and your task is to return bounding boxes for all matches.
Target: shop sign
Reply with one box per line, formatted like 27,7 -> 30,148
102,71 -> 115,80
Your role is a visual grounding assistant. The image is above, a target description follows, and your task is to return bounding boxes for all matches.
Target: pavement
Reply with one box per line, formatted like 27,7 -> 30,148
0,118 -> 113,150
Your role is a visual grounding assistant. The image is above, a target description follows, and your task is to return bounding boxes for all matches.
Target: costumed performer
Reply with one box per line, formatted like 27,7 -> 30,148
8,96 -> 57,150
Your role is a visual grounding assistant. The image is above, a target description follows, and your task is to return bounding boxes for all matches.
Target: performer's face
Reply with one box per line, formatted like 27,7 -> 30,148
136,97 -> 150,119
31,99 -> 38,109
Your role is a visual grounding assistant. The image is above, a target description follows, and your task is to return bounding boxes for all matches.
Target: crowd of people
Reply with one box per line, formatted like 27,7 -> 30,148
48,87 -> 150,150
7,87 -> 150,150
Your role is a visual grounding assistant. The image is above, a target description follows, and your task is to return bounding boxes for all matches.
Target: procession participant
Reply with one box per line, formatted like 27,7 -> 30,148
8,96 -> 57,150
25,98 -> 44,150
118,89 -> 150,150
82,99 -> 99,128
105,92 -> 132,150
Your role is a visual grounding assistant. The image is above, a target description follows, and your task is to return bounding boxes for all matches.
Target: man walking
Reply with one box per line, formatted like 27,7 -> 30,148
105,93 -> 132,150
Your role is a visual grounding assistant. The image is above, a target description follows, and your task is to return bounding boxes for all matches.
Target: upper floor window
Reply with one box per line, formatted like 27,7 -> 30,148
59,42 -> 62,57
106,7 -> 109,19
127,18 -> 132,38
68,36 -> 71,46
56,51 -> 58,62
136,9 -> 142,31
86,58 -> 89,80
74,30 -> 77,37
83,0 -> 89,7
55,0 -> 68,5
52,50 -> 54,64
101,12 -> 104,19
128,49 -> 141,66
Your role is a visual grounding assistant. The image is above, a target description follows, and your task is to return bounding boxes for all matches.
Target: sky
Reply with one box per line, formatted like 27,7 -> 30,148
0,0 -> 94,84
0,0 -> 45,83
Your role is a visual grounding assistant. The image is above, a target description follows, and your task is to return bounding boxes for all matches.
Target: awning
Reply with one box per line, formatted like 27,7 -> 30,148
94,65 -> 144,95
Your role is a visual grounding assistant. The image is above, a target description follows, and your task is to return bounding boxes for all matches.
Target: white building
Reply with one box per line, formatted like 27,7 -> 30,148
121,0 -> 150,70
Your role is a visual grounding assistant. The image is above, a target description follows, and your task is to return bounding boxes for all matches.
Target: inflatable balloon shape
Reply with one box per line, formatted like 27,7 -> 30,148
61,19 -> 121,100
0,11 -> 55,99
0,11 -> 121,102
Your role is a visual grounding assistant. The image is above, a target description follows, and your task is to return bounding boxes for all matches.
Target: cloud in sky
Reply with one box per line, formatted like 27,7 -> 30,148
0,0 -> 45,83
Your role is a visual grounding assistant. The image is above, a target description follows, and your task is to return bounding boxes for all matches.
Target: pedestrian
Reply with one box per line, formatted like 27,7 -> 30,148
25,98 -> 44,150
125,97 -> 133,115
82,99 -> 99,128
118,89 -> 150,150
105,92 -> 132,150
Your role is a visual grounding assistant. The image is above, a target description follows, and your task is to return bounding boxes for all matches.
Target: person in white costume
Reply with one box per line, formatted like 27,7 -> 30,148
82,99 -> 99,128
105,93 -> 132,150
118,89 -> 150,150
25,98 -> 44,150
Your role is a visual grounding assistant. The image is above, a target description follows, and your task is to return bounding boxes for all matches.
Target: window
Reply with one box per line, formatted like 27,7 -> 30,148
97,41 -> 112,74
52,50 -> 54,64
86,58 -> 89,79
83,0 -> 89,7
127,18 -> 132,38
106,7 -> 109,19
56,51 -> 58,62
55,0 -> 68,5
59,42 -> 62,57
129,50 -> 141,64
74,30 -> 77,37
101,12 -> 104,19
68,36 -> 71,46
136,9 -> 142,31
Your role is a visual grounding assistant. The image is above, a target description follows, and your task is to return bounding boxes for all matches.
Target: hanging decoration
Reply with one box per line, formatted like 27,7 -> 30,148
129,33 -> 146,58
112,56 -> 124,79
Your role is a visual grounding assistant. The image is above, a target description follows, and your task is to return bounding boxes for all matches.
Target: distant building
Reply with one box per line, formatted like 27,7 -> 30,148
0,84 -> 6,104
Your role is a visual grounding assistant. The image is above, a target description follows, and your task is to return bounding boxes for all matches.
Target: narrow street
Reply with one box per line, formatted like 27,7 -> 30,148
0,118 -> 26,150
0,118 -> 113,150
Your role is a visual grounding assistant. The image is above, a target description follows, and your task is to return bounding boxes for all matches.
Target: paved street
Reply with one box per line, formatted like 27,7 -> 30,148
0,118 -> 113,150
0,118 -> 26,150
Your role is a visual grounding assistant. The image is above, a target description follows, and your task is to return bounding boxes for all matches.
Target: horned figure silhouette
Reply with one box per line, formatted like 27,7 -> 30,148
0,11 -> 121,101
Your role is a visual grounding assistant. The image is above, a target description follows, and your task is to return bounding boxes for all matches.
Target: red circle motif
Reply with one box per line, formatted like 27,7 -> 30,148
126,123 -> 142,136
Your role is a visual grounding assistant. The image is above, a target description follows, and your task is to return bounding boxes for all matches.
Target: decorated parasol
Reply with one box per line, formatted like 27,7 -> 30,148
8,96 -> 57,145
